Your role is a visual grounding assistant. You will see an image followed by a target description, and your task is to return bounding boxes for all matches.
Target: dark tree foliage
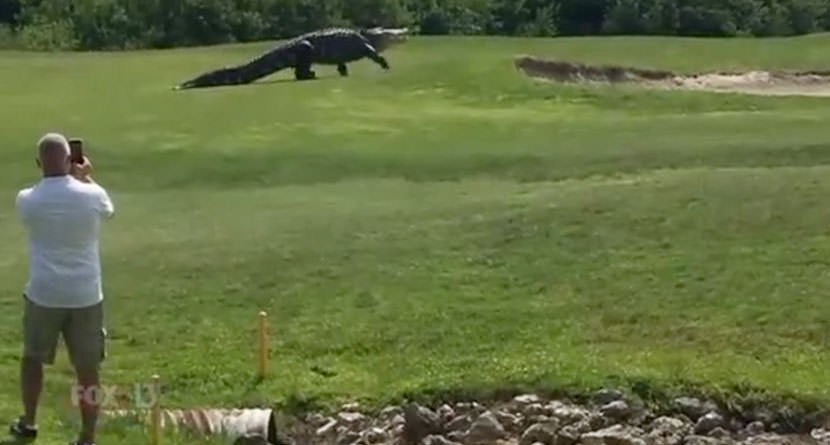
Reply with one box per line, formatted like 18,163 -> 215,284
6,0 -> 830,50
0,0 -> 21,25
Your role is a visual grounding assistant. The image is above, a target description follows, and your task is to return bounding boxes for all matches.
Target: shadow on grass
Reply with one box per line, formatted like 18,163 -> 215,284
171,75 -> 340,92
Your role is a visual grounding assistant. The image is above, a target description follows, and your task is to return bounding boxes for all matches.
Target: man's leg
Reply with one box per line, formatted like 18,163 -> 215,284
12,295 -> 62,438
75,366 -> 100,444
65,302 -> 106,444
20,357 -> 43,427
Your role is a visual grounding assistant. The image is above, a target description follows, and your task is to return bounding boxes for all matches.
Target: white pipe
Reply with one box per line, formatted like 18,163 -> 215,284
105,408 -> 276,442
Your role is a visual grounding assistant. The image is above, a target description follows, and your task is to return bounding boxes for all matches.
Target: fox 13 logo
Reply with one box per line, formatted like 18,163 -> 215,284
69,382 -> 158,410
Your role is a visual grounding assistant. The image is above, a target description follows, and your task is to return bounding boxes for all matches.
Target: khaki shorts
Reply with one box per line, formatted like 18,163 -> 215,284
22,294 -> 107,370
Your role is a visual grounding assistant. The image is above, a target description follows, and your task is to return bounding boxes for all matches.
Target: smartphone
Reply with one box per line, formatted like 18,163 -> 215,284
68,138 -> 84,164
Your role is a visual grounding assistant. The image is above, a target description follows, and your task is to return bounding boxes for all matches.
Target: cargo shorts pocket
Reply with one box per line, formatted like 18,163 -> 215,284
65,304 -> 106,369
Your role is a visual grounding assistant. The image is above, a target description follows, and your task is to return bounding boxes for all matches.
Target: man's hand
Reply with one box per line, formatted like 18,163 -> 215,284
70,157 -> 94,183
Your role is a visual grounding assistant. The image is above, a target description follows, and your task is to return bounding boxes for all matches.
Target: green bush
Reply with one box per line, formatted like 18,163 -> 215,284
516,3 -> 557,36
787,0 -> 828,34
604,0 -> 648,34
18,16 -> 76,50
0,0 -> 20,25
0,23 -> 21,48
7,0 -> 830,51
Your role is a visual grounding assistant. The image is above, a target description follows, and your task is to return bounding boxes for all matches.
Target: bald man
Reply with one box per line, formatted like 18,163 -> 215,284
9,133 -> 114,445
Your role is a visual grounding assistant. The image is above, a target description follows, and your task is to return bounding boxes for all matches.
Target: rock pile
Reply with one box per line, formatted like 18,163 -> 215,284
263,391 -> 828,445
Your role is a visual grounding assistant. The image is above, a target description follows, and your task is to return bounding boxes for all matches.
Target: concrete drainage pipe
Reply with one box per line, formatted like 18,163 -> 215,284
106,408 -> 279,444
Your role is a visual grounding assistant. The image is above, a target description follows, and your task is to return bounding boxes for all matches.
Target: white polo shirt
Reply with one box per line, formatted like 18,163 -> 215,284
16,175 -> 115,308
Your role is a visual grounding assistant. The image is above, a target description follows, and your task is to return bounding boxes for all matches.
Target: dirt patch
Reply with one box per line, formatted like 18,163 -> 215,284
514,55 -> 830,97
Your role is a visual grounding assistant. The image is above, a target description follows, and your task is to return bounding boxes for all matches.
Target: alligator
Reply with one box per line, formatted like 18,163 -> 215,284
174,27 -> 408,90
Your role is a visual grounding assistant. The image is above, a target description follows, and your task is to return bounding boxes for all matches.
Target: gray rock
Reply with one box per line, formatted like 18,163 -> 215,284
595,389 -> 625,405
581,424 -> 646,445
382,405 -> 404,419
694,412 -> 724,435
464,411 -> 507,445
600,400 -> 631,421
447,431 -> 466,443
404,404 -> 443,444
526,415 -> 554,427
673,413 -> 694,425
556,425 -> 580,445
363,427 -> 388,444
571,418 -> 595,434
525,403 -> 549,417
446,415 -> 472,433
707,427 -> 731,439
727,418 -> 743,433
672,398 -> 717,421
748,408 -> 776,426
390,424 -> 405,437
627,408 -> 651,428
683,436 -> 722,445
644,430 -> 684,445
337,431 -> 361,445
811,427 -> 830,442
648,416 -> 689,435
338,411 -> 367,429
551,405 -> 590,425
438,404 -> 456,423
744,434 -> 797,445
588,412 -> 610,430
306,413 -> 330,427
390,414 -> 406,427
514,394 -> 543,405
545,401 -> 567,414
645,416 -> 689,445
494,410 -> 522,433
421,434 -> 462,445
745,421 -> 765,436
520,422 -> 560,445
454,403 -> 473,414
316,418 -> 339,437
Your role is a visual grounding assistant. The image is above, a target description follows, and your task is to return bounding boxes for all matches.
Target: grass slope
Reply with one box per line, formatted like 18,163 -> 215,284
2,34 -> 830,443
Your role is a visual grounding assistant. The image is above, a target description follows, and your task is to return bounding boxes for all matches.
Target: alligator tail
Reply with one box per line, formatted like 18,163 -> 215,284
175,42 -> 299,90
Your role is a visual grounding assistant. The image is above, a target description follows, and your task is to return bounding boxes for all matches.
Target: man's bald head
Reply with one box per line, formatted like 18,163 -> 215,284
36,132 -> 71,176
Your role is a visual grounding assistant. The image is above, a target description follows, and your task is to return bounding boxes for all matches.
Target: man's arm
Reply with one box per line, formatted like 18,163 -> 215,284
15,189 -> 29,221
71,157 -> 114,219
98,188 -> 115,220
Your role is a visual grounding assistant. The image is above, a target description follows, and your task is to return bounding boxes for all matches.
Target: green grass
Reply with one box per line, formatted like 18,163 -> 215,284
4,34 -> 830,443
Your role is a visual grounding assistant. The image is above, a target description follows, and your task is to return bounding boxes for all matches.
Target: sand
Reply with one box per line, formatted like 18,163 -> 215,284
514,55 -> 830,97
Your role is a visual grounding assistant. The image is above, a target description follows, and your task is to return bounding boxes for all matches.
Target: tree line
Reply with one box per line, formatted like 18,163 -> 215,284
0,0 -> 828,51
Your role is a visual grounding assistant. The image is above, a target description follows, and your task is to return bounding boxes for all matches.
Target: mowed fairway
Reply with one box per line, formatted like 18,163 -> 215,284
4,34 -> 830,442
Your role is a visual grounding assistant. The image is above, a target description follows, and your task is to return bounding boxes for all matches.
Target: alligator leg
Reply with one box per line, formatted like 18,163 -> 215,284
362,43 -> 389,70
293,40 -> 317,81
338,63 -> 349,77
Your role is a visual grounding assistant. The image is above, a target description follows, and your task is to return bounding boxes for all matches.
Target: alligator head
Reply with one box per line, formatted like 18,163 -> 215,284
361,27 -> 409,53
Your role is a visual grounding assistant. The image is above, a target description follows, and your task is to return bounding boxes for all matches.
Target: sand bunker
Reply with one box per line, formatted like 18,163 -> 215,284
514,55 -> 830,97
